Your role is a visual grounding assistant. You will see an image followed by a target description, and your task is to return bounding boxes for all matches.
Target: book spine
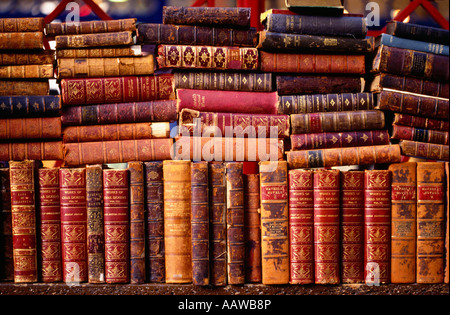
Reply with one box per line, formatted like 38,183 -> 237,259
0,141 -> 63,161
259,161 -> 289,284
288,169 -> 314,284
391,124 -> 449,145
144,161 -> 165,283
56,46 -> 142,59
0,51 -> 55,66
86,164 -> 105,284
291,130 -> 390,150
379,34 -> 449,56
260,51 -> 365,74
9,161 -> 38,283
446,162 -> 449,284
46,18 -> 136,36
0,96 -> 61,118
209,162 -> 227,286
399,140 -> 449,161
387,21 -> 449,46
55,31 -> 134,49
163,160 -> 192,283
389,162 -> 417,284
59,168 -> 87,284
61,100 -> 177,126
63,138 -> 173,166
416,162 -> 446,283
340,171 -> 365,283
0,117 -> 61,140
0,64 -> 54,79
0,32 -> 44,50
393,113 -> 449,132
314,169 -> 340,284
0,168 -> 13,281
276,75 -> 362,95
0,17 -> 44,32
0,80 -> 49,97
157,45 -> 258,70
38,168 -> 62,283
286,144 -> 401,168
191,161 -> 209,286
364,170 -> 392,285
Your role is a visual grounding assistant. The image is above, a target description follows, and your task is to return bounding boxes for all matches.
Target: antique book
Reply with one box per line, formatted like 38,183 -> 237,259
0,141 -> 63,161
157,45 -> 258,70
372,45 -> 449,82
276,75 -> 363,95
38,168 -> 62,283
260,51 -> 366,74
0,64 -> 54,79
56,46 -> 142,58
60,75 -> 175,106
144,161 -> 165,283
291,130 -> 390,151
0,168 -> 13,281
389,162 -> 417,284
128,161 -> 146,284
137,23 -> 257,47
364,170 -> 392,285
59,168 -> 87,283
446,162 -> 449,284
61,100 -> 177,126
0,17 -> 44,32
103,168 -> 129,284
386,21 -> 449,45
225,162 -> 245,284
288,169 -> 314,284
9,161 -> 38,283
375,34 -> 449,56
0,32 -> 44,50
163,160 -> 192,283
286,144 -> 401,169
162,6 -> 251,29
284,0 -> 344,14
314,169 -> 340,284
0,50 -> 55,66
178,108 -> 290,138
63,138 -> 173,166
0,80 -> 49,96
191,161 -> 209,286
176,89 -> 279,115
62,122 -> 170,143
399,140 -> 449,161
55,31 -> 134,49
393,113 -> 449,132
416,162 -> 446,283
341,171 -> 365,284
46,18 -> 137,37
391,124 -> 449,146
0,117 -> 61,140
0,95 -> 61,118
86,164 -> 105,284
174,71 -> 272,92
209,162 -> 227,286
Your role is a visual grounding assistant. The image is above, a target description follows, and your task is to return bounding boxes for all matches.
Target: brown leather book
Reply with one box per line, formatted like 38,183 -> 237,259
0,141 -> 63,161
416,162 -> 446,283
38,167 -> 62,283
399,140 -> 449,161
0,80 -> 49,96
288,169 -> 314,284
0,32 -> 43,50
446,162 -> 449,284
0,17 -> 44,32
0,168 -> 13,281
56,46 -> 141,59
314,169 -> 340,284
391,124 -> 449,145
364,170 -> 392,285
10,161 -> 38,283
128,161 -> 146,284
0,64 -> 53,79
46,18 -> 137,37
393,113 -> 449,132
191,161 -> 209,286
276,75 -> 363,95
0,50 -> 55,66
259,161 -> 289,284
389,162 -> 417,284
55,31 -> 134,49
163,160 -> 192,283
0,117 -> 61,140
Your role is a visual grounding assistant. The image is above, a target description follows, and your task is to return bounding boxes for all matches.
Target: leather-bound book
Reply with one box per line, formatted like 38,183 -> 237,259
38,167 -> 62,283
288,169 -> 314,284
389,162 -> 417,284
341,171 -> 364,284
9,161 -> 38,283
276,75 -> 363,95
55,31 -> 134,49
376,33 -> 449,56
0,168 -> 13,281
0,64 -> 54,79
393,113 -> 449,133
157,45 -> 258,70
0,96 -> 61,119
103,168 -> 129,284
259,161 -> 289,284
0,117 -> 61,140
0,32 -> 44,50
0,80 -> 49,96
144,161 -> 165,283
0,50 -> 55,66
60,74 -> 175,106
0,17 -> 44,32
0,141 -> 63,163
416,162 -> 446,283
56,46 -> 142,58
364,170 -> 392,285
163,160 -> 192,283
59,168 -> 87,283
191,161 -> 209,286
391,124 -> 449,146
209,162 -> 227,286
128,161 -> 146,284
314,169 -> 340,284
226,162 -> 245,284
399,140 -> 449,161
386,21 -> 449,45
86,164 -> 105,284
46,18 -> 137,37
446,162 -> 449,284
176,89 -> 279,115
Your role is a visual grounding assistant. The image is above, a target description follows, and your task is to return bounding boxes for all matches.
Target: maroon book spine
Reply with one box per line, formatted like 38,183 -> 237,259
393,113 -> 449,132
391,124 -> 449,145
0,168 -> 13,281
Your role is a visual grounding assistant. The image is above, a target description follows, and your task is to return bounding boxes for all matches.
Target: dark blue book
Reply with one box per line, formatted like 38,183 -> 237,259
376,33 -> 449,56
0,95 -> 61,118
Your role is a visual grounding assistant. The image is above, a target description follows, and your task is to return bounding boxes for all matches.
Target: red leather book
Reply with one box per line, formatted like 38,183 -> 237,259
446,162 -> 449,284
364,170 -> 392,285
60,74 -> 175,106
59,168 -> 87,283
391,124 -> 449,145
0,117 -> 61,140
38,167 -> 62,283
399,140 -> 449,161
288,169 -> 314,284
176,89 -> 279,115
393,113 -> 449,132
103,168 -> 129,284
276,75 -> 363,95
0,168 -> 13,281
340,171 -> 365,284
314,169 -> 340,284
0,141 -> 63,161
9,161 -> 38,283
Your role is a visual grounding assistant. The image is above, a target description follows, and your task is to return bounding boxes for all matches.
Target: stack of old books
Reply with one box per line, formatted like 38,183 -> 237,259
369,21 -> 449,162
